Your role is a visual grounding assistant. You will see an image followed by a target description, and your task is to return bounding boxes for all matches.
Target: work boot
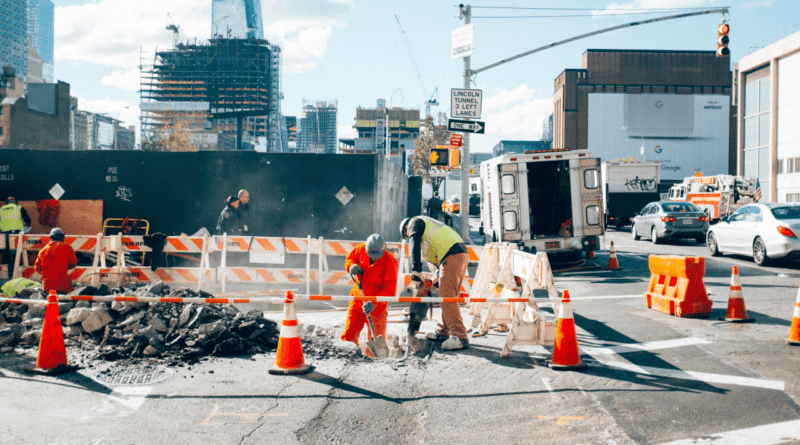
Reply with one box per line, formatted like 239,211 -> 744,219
425,331 -> 449,342
441,335 -> 469,350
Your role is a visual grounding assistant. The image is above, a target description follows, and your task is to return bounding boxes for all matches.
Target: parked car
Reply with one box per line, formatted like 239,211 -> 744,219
469,194 -> 480,216
706,203 -> 800,266
632,201 -> 709,244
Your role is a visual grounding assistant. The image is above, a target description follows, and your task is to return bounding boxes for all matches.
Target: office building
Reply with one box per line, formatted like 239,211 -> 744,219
212,0 -> 263,39
492,140 -> 551,157
469,152 -> 492,167
284,115 -> 297,152
553,49 -> 734,182
27,0 -> 54,83
0,81 -> 71,150
299,100 -> 337,153
1,0 -> 28,82
736,31 -> 800,202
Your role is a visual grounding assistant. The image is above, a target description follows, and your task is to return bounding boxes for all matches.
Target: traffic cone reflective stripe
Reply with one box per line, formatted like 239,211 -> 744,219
720,266 -> 754,323
549,290 -> 587,371
786,287 -> 800,345
269,291 -> 313,374
28,291 -> 77,375
607,242 -> 620,270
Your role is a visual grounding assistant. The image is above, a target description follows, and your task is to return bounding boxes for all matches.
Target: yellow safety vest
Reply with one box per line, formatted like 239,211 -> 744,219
0,204 -> 23,232
419,216 -> 463,266
1,278 -> 40,297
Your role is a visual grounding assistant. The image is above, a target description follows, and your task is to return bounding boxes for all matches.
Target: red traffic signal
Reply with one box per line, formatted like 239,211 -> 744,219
717,23 -> 730,57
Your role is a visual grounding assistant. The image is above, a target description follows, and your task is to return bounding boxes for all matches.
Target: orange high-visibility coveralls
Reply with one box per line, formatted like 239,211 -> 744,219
341,243 -> 398,351
34,240 -> 78,294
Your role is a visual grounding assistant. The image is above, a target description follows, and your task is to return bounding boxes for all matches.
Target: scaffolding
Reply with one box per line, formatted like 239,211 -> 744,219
140,38 -> 281,151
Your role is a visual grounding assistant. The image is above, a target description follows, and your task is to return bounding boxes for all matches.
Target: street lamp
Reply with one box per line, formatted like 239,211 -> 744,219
114,106 -> 129,150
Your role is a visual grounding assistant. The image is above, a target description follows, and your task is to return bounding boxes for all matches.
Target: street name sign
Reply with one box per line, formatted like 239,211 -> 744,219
451,24 -> 473,59
451,88 -> 482,119
448,119 -> 485,134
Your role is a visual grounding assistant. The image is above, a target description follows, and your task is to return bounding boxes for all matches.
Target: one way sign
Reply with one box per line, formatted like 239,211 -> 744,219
448,119 -> 485,134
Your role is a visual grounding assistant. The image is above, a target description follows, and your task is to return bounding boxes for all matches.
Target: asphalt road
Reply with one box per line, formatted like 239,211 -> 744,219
2,226 -> 800,444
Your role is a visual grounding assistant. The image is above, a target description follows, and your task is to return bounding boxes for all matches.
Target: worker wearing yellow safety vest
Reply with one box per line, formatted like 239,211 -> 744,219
1,197 -> 32,279
400,215 -> 470,350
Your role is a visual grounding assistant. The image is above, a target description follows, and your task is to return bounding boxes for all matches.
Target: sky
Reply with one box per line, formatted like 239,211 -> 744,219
51,0 -> 799,153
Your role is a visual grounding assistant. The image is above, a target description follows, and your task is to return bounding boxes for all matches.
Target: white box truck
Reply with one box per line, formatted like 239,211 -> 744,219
479,149 -> 604,258
601,161 -> 661,228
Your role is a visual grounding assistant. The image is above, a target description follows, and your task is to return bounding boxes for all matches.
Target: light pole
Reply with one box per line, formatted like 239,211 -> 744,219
114,106 -> 129,150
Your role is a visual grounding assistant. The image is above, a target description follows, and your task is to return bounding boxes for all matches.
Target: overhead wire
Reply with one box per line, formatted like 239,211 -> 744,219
464,5 -> 724,19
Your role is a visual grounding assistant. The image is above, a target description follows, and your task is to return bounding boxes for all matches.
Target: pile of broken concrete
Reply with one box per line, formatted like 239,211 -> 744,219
0,281 -> 278,365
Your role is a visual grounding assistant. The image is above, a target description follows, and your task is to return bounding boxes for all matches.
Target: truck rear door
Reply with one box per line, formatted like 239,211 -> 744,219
499,163 -> 522,241
579,158 -> 603,236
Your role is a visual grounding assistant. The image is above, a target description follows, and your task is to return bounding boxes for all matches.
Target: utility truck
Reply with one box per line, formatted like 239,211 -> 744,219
479,148 -> 604,259
602,161 -> 660,228
668,174 -> 761,222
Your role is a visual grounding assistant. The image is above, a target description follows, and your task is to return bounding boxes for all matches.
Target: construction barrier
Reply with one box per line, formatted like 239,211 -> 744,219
644,255 -> 712,318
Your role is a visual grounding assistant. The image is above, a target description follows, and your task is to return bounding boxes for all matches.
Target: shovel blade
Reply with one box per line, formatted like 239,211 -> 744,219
367,336 -> 390,358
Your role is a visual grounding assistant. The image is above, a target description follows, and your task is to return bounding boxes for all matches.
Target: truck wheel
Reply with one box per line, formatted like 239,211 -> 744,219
631,225 -> 640,241
651,228 -> 661,245
753,237 -> 769,266
707,232 -> 721,257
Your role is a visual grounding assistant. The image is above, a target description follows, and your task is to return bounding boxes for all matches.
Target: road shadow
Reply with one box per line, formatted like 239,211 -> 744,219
296,369 -> 401,404
708,308 -> 791,327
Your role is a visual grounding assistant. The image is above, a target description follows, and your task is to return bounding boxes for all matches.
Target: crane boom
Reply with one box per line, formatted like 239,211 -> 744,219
470,7 -> 729,76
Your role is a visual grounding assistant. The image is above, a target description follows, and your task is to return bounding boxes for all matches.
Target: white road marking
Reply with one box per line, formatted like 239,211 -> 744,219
541,377 -> 555,397
656,418 -> 800,444
600,361 -> 784,391
82,386 -> 153,419
569,294 -> 642,301
583,337 -> 711,355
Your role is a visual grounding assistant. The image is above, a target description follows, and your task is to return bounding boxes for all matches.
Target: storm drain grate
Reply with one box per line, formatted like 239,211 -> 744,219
94,366 -> 173,386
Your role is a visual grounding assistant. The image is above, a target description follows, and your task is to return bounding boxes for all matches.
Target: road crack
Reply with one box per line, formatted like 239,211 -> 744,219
237,379 -> 299,445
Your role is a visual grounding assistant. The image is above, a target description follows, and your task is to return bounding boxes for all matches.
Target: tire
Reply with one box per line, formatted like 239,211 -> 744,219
632,224 -> 640,240
753,237 -> 769,266
707,232 -> 721,257
651,227 -> 661,244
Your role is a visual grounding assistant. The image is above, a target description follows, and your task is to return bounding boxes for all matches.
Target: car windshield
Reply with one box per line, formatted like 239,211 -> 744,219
770,206 -> 800,220
660,203 -> 699,213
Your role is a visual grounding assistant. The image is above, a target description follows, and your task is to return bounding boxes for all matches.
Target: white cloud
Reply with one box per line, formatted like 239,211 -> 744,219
593,0 -> 715,16
101,69 -> 140,92
483,85 -> 552,140
743,0 -> 775,8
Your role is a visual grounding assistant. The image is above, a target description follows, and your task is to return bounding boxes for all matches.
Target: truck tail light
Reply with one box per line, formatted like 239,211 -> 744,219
777,226 -> 797,238
661,216 -> 677,222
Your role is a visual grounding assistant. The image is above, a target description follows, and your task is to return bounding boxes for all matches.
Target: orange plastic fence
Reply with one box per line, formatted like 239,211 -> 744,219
644,255 -> 711,318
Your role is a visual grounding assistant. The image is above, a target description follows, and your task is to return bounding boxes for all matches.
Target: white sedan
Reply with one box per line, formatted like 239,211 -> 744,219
706,203 -> 800,266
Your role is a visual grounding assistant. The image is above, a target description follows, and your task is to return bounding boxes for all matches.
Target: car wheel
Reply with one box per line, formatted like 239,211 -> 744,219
651,227 -> 660,244
753,237 -> 769,266
632,224 -> 640,240
707,232 -> 721,257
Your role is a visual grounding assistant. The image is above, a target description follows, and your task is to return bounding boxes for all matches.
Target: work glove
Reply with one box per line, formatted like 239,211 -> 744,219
349,264 -> 363,276
411,272 -> 423,283
362,301 -> 375,316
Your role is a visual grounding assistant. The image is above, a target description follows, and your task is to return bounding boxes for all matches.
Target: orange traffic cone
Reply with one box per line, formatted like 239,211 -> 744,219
719,266 -> 754,323
548,290 -> 587,371
269,291 -> 313,375
586,250 -> 596,259
607,241 -> 620,270
27,291 -> 78,375
786,286 -> 800,345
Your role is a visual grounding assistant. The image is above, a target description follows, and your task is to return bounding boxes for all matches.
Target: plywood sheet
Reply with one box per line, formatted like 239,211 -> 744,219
18,200 -> 103,236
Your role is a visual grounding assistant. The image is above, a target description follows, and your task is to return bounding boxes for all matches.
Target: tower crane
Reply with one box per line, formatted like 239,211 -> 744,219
166,13 -> 180,47
394,16 -> 438,118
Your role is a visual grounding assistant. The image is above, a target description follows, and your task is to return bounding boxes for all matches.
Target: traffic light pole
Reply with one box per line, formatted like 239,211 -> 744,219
459,4 -> 471,241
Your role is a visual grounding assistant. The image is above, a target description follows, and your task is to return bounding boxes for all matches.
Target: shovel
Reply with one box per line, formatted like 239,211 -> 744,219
350,272 -> 390,358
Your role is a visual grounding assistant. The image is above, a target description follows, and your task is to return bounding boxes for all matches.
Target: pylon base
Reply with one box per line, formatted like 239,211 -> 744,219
785,338 -> 800,346
548,361 -> 588,371
719,316 -> 754,323
25,364 -> 80,376
268,364 -> 313,375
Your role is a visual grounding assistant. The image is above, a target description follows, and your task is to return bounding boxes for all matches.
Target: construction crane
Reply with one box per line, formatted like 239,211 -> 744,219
166,13 -> 180,47
394,15 -> 438,118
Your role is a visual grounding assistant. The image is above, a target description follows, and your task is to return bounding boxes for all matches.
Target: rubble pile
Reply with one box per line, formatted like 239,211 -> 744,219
0,281 -> 279,365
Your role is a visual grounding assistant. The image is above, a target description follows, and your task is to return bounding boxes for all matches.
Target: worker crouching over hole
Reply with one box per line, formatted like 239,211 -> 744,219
401,215 -> 470,351
34,227 -> 78,294
341,234 -> 398,357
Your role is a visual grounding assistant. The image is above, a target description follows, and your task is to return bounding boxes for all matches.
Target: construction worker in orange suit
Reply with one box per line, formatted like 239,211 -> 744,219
34,228 -> 78,294
341,234 -> 398,356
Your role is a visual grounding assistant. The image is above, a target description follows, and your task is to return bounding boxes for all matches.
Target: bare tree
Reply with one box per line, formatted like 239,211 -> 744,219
412,112 -> 451,192
140,121 -> 199,152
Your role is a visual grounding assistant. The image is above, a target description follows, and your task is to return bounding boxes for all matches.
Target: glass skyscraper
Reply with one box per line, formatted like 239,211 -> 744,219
0,0 -> 28,80
211,0 -> 263,40
28,0 -> 54,83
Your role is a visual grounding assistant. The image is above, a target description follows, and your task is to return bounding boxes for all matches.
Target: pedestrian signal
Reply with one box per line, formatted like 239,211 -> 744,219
449,148 -> 460,168
717,23 -> 730,57
431,148 -> 450,166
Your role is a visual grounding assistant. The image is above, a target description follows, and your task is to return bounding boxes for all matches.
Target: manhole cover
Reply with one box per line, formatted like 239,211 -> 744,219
94,366 -> 173,386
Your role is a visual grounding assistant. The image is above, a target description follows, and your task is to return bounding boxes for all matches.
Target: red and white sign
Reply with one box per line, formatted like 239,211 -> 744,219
449,134 -> 463,147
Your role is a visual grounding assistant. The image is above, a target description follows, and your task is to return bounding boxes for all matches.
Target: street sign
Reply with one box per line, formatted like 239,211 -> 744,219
448,119 -> 485,134
451,23 -> 473,60
451,89 -> 482,119
449,133 -> 463,147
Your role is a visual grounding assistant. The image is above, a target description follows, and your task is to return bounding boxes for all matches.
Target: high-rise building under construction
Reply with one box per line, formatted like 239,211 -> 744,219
299,100 -> 337,153
212,0 -> 263,39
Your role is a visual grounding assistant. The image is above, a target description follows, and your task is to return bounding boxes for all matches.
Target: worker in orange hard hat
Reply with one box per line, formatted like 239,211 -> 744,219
34,227 -> 78,294
341,234 -> 398,356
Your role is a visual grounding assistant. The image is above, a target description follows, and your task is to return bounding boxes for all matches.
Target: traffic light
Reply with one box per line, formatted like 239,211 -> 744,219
431,148 -> 450,166
717,23 -> 730,57
449,147 -> 460,168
